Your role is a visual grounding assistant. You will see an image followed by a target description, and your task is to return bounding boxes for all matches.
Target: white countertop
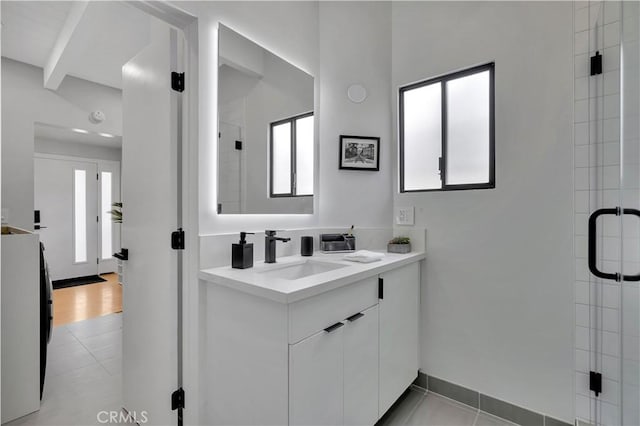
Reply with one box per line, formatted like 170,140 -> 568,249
199,250 -> 425,304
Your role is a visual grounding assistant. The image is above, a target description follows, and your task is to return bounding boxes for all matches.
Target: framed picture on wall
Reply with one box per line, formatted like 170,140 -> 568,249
339,135 -> 380,171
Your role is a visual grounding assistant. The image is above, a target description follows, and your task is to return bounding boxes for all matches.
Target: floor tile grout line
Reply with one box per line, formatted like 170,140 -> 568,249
425,389 -> 479,414
96,357 -> 121,377
67,324 -> 115,377
76,337 -> 107,368
426,389 -> 520,426
472,407 -> 480,426
476,409 -> 521,426
65,322 -> 122,343
401,389 -> 427,424
63,315 -> 122,349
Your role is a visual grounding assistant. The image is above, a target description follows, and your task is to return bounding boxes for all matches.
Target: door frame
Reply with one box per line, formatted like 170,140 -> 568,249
124,3 -> 200,425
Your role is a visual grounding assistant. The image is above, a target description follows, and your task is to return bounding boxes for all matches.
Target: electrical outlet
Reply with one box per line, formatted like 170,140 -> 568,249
395,207 -> 414,225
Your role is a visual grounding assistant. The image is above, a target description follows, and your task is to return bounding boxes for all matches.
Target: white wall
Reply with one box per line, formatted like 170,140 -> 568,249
318,2 -> 392,228
392,2 -> 574,421
1,58 -> 122,230
35,138 -> 122,162
180,1 -> 392,235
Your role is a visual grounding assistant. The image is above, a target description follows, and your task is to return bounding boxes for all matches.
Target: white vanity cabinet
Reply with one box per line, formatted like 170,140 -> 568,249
379,261 -> 420,416
203,256 -> 423,426
289,323 -> 345,426
343,304 -> 379,425
289,304 -> 379,426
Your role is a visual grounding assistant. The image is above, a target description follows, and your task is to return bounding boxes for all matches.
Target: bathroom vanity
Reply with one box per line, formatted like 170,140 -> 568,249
200,251 -> 424,425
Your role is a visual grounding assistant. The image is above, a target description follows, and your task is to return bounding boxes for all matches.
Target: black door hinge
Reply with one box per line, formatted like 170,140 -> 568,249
235,140 -> 242,150
378,277 -> 384,299
171,72 -> 185,92
171,387 -> 185,410
590,51 -> 603,76
590,371 -> 602,397
217,203 -> 222,214
171,228 -> 185,250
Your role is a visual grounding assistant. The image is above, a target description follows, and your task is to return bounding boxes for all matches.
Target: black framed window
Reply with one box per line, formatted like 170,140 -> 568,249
270,112 -> 314,197
399,62 -> 495,192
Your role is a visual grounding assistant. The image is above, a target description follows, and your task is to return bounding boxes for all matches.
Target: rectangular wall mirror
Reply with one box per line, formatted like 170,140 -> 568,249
217,24 -> 315,214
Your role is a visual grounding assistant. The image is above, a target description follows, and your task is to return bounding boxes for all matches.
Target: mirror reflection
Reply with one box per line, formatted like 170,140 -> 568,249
218,24 -> 314,214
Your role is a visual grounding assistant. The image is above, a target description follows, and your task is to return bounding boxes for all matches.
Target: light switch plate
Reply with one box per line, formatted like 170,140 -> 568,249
395,207 -> 414,225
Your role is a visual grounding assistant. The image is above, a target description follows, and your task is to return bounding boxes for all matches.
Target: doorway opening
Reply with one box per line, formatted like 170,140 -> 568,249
1,1 -> 197,424
34,127 -> 123,326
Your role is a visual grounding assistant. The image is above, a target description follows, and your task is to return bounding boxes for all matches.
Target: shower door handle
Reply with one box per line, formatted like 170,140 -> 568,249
588,207 -> 640,282
622,208 -> 640,282
588,208 -> 621,281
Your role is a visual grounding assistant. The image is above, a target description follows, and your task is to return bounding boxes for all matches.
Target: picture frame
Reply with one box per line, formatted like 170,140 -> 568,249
339,135 -> 380,171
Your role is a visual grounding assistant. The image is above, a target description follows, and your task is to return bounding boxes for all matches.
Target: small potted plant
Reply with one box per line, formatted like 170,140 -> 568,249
109,202 -> 122,223
387,236 -> 411,253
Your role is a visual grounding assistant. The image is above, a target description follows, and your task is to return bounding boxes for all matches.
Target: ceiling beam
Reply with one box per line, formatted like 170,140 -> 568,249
43,1 -> 89,91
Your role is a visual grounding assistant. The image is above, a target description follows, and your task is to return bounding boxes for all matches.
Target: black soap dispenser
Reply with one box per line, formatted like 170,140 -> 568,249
232,232 -> 255,269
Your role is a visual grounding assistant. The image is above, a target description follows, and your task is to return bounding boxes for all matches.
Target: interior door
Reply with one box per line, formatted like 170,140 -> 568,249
34,157 -> 98,281
121,19 -> 179,425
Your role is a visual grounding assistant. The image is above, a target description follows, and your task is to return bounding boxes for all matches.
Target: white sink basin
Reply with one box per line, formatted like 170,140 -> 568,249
258,260 -> 347,280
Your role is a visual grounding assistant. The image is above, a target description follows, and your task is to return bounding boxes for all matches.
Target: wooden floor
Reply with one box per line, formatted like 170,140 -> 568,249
52,273 -> 122,326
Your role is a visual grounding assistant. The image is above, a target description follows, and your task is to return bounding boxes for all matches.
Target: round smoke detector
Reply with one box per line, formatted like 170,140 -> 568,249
347,84 -> 367,103
89,110 -> 106,124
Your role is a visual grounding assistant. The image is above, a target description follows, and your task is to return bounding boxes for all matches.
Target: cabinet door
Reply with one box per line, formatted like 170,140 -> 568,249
344,305 -> 379,426
289,325 -> 344,426
378,262 -> 420,417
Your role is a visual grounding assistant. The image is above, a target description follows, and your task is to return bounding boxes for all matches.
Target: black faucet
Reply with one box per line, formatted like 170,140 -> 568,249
265,230 -> 291,263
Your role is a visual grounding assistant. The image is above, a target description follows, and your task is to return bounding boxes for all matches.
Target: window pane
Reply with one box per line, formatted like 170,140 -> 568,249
295,115 -> 314,196
74,169 -> 87,263
446,70 -> 490,185
272,122 -> 291,194
403,83 -> 442,190
101,172 -> 112,260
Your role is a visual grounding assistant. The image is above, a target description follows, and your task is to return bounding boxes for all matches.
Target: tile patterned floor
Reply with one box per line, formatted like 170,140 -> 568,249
378,387 -> 520,426
6,313 -> 123,426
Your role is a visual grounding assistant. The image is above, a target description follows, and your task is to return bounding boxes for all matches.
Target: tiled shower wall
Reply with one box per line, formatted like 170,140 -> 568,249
573,1 -> 623,424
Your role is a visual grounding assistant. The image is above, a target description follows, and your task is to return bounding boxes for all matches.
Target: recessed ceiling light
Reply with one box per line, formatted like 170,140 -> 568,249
98,132 -> 115,138
71,128 -> 89,134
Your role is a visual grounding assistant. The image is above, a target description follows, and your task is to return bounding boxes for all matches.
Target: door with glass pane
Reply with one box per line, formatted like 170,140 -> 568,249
581,2 -> 640,425
34,157 -> 98,281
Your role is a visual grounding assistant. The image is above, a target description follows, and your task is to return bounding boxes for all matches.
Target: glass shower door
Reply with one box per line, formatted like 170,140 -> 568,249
620,2 -> 640,424
580,2 -> 640,425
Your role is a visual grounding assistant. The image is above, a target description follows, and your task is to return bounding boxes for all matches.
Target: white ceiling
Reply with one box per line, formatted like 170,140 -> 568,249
1,1 -> 150,90
35,122 -> 123,149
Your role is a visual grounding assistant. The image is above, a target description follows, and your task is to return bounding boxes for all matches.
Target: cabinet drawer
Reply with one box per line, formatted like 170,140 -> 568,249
288,277 -> 378,344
